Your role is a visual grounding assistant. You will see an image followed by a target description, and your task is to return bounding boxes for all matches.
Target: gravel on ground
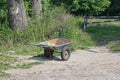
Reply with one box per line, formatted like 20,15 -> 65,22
1,46 -> 120,80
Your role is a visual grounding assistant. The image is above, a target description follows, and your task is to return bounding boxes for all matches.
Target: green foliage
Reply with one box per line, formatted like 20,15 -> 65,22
0,0 -> 7,22
24,0 -> 32,16
0,0 -> 7,10
42,0 -> 52,14
51,0 -> 111,15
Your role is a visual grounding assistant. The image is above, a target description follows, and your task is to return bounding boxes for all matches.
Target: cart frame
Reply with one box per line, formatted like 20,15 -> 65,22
30,38 -> 72,61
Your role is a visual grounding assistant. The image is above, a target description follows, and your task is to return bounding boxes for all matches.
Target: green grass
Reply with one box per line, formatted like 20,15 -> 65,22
0,54 -> 16,77
0,71 -> 10,77
0,54 -> 42,77
0,54 -> 16,69
0,54 -> 16,70
86,22 -> 120,43
13,44 -> 43,56
107,41 -> 120,51
86,21 -> 120,51
15,62 -> 43,69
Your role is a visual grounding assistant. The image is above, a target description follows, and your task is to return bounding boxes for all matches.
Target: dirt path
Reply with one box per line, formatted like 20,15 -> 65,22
1,46 -> 120,80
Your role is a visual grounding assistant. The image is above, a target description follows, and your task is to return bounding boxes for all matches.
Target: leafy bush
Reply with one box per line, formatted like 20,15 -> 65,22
51,0 -> 110,15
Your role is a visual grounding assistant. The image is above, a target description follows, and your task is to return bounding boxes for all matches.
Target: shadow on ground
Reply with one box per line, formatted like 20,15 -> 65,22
29,54 -> 62,61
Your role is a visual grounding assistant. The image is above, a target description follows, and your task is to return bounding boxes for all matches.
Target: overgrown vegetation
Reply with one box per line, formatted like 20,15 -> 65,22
0,0 -> 120,77
0,7 -> 95,53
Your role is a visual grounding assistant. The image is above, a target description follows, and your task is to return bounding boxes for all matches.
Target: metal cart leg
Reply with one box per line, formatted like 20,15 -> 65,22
44,48 -> 54,59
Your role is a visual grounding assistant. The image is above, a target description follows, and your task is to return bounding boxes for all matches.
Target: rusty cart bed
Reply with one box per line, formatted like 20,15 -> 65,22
30,38 -> 72,61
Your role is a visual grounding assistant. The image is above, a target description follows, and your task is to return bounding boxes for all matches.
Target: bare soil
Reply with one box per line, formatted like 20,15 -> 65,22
1,46 -> 120,80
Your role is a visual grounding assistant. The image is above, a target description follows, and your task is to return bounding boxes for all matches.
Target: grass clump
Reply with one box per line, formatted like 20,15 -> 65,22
107,41 -> 120,51
0,54 -> 16,77
0,54 -> 16,69
15,62 -> 43,69
0,71 -> 10,77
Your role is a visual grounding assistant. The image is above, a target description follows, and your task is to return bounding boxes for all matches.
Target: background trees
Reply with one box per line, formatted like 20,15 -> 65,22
51,0 -> 111,15
101,0 -> 120,15
71,0 -> 111,15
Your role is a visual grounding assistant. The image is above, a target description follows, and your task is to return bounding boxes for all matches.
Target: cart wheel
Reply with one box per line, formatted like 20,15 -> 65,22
61,47 -> 71,61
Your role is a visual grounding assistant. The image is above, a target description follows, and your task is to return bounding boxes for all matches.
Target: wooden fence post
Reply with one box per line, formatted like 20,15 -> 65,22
83,15 -> 88,31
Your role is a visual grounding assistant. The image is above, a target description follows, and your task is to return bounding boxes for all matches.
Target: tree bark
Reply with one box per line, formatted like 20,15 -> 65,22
7,0 -> 28,30
31,0 -> 42,17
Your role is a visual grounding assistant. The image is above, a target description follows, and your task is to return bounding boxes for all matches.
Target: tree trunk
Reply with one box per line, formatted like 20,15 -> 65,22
7,0 -> 28,30
31,0 -> 42,17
